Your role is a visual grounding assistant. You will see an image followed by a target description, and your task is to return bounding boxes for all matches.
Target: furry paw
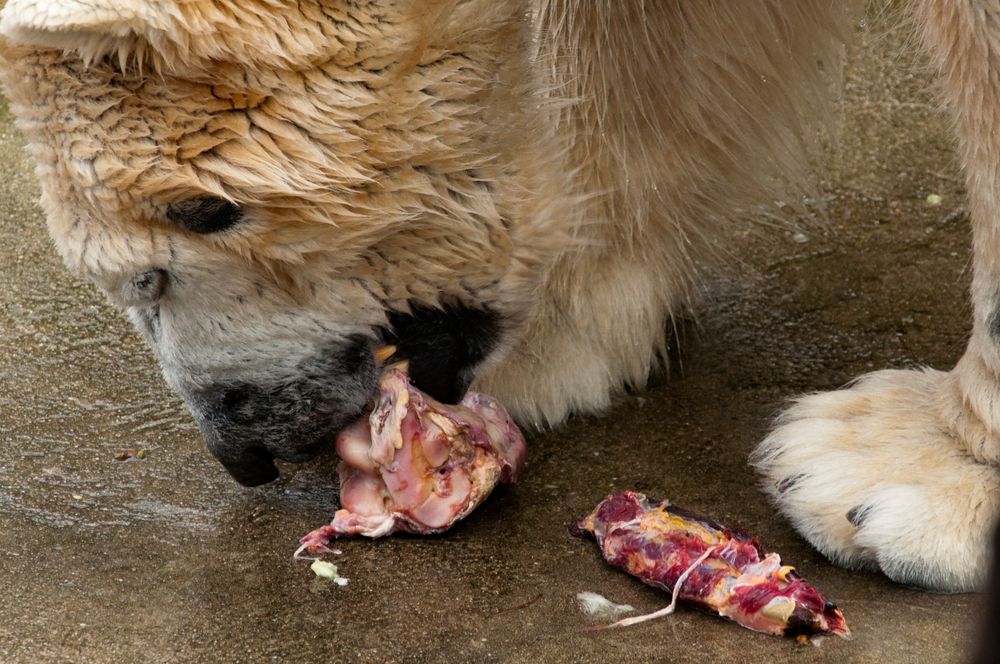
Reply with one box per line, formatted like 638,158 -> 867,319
754,369 -> 1000,592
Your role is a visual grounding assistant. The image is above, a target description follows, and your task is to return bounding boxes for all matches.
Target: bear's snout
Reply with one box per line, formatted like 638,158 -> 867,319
182,335 -> 378,486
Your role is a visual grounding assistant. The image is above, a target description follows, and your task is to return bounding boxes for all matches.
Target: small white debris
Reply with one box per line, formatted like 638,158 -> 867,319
575,592 -> 635,619
926,193 -> 943,206
310,559 -> 349,585
310,559 -> 337,578
791,232 -> 809,244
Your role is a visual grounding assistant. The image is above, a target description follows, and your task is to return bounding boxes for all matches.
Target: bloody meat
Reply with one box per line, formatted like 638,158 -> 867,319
572,491 -> 849,638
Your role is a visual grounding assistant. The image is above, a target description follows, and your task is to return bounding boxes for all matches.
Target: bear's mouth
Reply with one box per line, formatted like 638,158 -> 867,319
191,303 -> 502,487
379,301 -> 501,405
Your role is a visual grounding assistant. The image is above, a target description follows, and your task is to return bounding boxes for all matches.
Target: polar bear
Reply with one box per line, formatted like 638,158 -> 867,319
0,0 -> 996,593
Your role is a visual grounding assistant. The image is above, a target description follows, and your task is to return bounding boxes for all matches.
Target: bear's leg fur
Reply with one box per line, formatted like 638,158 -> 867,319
480,1 -> 858,426
755,0 -> 1000,592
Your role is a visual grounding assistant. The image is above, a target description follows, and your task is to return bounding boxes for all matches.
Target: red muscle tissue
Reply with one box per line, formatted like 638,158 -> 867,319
572,491 -> 849,638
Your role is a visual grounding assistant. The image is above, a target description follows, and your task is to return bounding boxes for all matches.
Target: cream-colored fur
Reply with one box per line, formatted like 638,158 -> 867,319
487,1 -> 855,423
754,369 -> 1000,592
1,0 -> 998,592
756,0 -> 1000,593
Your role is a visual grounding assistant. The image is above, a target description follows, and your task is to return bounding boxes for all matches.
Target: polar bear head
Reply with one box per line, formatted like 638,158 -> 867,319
0,0 -> 564,485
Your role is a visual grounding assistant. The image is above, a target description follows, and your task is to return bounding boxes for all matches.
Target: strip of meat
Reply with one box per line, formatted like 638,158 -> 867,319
572,491 -> 849,638
298,364 -> 526,553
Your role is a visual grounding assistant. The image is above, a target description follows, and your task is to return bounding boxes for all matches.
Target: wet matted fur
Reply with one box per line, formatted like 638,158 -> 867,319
0,0 -> 997,592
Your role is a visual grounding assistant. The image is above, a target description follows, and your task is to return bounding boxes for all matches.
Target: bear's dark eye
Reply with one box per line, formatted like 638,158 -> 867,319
166,196 -> 244,234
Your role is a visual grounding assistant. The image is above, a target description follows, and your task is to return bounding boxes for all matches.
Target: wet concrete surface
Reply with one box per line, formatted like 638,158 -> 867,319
0,14 -> 982,664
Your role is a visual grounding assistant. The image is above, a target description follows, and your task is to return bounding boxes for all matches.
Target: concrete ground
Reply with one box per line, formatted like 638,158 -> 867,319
0,12 -> 982,664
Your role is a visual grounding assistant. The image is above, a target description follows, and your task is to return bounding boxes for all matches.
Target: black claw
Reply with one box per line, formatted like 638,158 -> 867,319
846,505 -> 871,528
777,473 -> 806,494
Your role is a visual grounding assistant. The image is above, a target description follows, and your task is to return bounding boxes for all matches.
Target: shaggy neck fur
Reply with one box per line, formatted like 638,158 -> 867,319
478,1 -> 857,425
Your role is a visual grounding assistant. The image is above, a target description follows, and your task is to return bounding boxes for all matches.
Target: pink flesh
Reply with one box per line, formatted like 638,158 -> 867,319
300,366 -> 526,548
335,418 -> 376,472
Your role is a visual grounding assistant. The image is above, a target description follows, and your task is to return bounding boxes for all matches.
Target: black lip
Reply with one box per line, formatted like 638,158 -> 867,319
382,301 -> 500,404
273,433 -> 339,464
219,446 -> 280,487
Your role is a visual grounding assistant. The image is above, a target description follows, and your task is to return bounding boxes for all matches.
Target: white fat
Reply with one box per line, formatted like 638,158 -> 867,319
575,592 -> 635,618
310,560 -> 349,586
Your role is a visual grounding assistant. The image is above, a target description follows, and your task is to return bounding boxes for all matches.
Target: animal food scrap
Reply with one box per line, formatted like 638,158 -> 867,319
297,363 -> 526,555
114,449 -> 147,461
572,491 -> 849,639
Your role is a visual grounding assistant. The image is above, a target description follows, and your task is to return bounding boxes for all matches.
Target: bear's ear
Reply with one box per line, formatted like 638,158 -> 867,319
0,0 -> 179,60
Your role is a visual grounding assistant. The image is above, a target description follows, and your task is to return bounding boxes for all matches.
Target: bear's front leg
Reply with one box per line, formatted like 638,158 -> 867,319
755,0 -> 1000,593
754,368 -> 1000,591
